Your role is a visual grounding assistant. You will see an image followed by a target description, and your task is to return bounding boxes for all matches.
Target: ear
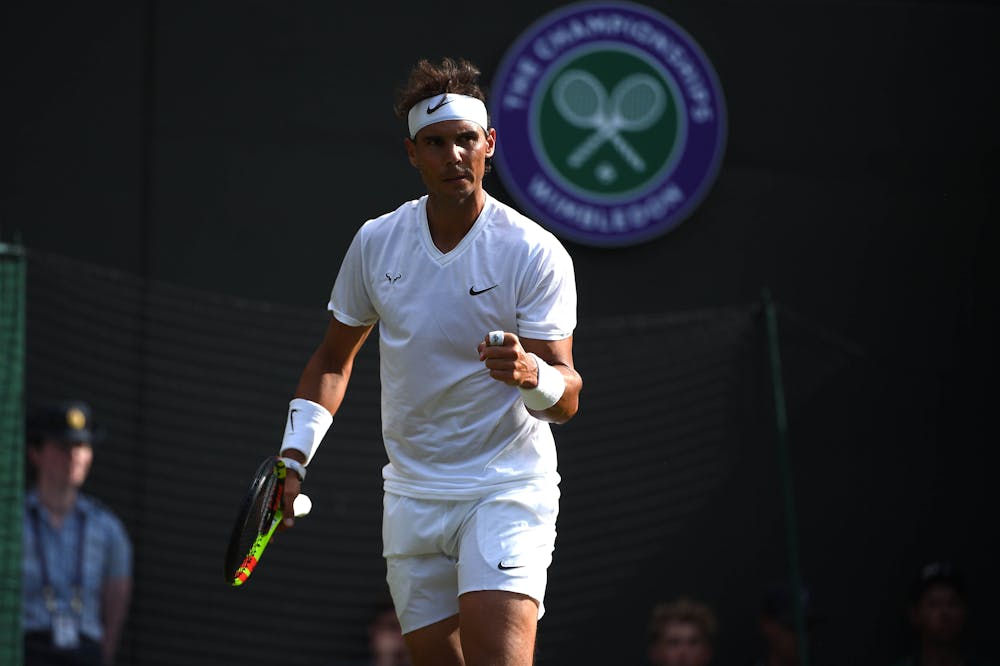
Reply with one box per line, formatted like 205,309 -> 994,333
485,127 -> 497,158
404,137 -> 418,168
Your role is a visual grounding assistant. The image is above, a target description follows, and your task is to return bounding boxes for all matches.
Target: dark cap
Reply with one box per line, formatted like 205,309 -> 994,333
27,400 -> 100,446
909,561 -> 965,604
762,580 -> 818,629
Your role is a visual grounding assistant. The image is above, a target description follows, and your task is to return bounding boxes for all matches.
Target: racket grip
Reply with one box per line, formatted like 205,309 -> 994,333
487,330 -> 504,346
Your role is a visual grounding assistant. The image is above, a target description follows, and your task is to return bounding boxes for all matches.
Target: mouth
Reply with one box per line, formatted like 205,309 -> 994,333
443,171 -> 472,183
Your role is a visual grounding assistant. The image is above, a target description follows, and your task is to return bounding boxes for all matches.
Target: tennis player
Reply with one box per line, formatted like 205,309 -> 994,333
275,57 -> 582,665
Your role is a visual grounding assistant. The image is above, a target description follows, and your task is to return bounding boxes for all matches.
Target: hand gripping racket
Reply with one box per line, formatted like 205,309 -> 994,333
224,456 -> 311,586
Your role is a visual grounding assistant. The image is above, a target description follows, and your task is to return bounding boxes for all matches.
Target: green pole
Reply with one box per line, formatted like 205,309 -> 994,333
762,288 -> 809,666
0,240 -> 26,666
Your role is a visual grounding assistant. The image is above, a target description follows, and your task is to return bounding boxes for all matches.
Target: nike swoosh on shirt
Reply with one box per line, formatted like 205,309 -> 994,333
498,561 -> 525,570
469,285 -> 499,296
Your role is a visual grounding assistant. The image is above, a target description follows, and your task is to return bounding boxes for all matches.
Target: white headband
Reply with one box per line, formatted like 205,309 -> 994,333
407,93 -> 489,139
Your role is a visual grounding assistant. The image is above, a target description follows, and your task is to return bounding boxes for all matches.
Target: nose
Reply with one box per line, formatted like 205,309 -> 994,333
446,141 -> 463,165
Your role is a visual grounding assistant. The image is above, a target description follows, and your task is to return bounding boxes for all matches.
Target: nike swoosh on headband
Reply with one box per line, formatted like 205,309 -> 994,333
427,96 -> 452,114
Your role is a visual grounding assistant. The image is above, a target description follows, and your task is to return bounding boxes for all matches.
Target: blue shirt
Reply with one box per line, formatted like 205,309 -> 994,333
22,490 -> 132,641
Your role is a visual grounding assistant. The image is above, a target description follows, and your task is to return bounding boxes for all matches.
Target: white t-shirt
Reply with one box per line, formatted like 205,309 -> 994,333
328,193 -> 577,499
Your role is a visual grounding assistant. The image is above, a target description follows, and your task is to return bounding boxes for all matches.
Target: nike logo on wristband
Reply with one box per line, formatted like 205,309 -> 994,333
469,284 -> 499,296
289,408 -> 299,432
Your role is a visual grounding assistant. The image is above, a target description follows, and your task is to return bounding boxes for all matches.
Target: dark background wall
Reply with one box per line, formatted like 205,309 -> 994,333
4,1 -> 997,664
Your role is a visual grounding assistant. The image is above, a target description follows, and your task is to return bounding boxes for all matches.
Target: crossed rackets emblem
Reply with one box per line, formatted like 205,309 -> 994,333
552,69 -> 667,173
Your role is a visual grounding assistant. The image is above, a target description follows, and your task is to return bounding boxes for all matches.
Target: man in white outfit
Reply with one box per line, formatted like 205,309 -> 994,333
275,57 -> 583,666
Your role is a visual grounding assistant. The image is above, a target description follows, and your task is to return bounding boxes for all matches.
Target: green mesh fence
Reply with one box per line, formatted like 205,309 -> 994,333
0,242 -> 26,666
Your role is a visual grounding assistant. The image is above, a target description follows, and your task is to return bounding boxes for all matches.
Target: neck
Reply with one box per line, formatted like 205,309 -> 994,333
36,481 -> 78,523
426,190 -> 485,252
767,653 -> 798,666
919,642 -> 964,666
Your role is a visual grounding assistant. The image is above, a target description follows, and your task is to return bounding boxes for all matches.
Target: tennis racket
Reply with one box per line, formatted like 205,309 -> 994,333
224,456 -> 311,586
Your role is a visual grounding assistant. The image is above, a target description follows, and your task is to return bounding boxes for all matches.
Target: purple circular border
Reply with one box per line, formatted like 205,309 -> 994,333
491,1 -> 727,248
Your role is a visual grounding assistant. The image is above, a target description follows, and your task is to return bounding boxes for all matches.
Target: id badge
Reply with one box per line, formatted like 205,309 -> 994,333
52,613 -> 80,649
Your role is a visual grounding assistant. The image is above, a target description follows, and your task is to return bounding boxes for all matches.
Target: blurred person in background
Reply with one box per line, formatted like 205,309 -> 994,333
752,581 -> 820,666
647,596 -> 717,666
891,561 -> 997,666
366,596 -> 410,666
23,400 -> 132,666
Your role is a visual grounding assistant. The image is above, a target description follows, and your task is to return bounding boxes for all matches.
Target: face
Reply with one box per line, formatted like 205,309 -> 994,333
910,582 -> 966,645
649,621 -> 713,666
405,120 -> 496,204
30,439 -> 94,489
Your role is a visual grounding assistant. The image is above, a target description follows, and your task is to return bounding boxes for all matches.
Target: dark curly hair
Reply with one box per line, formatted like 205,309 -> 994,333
393,57 -> 489,123
394,57 -> 493,173
648,597 -> 718,646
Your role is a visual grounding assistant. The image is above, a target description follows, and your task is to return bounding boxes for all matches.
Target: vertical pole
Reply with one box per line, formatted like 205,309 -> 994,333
0,240 -> 26,666
762,288 -> 809,666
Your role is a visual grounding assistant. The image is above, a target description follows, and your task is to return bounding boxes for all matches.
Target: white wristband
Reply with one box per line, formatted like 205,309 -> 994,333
518,353 -> 566,411
279,456 -> 307,482
279,398 -> 333,466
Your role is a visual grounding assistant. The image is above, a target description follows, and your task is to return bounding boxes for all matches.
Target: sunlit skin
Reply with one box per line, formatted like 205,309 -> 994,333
29,439 -> 94,526
649,621 -> 713,666
405,119 -> 496,253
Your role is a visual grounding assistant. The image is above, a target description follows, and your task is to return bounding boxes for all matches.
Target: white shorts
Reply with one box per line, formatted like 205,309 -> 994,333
382,482 -> 559,634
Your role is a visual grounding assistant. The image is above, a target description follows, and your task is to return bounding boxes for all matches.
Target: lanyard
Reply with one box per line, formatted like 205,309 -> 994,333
29,505 -> 86,615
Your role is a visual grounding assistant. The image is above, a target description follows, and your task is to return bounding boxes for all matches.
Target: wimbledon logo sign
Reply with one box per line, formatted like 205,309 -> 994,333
491,1 -> 727,247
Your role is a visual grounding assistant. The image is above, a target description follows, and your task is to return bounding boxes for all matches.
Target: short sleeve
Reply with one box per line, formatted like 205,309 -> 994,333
103,513 -> 132,580
516,238 -> 577,341
328,223 -> 379,327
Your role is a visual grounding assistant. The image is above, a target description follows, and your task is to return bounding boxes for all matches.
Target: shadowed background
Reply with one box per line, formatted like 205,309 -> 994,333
3,1 -> 997,664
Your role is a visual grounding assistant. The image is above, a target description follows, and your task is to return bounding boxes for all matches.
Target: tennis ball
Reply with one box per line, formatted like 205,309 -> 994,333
293,493 -> 312,517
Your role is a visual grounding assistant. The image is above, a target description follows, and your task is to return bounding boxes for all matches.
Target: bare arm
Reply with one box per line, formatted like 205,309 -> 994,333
293,316 -> 373,417
478,332 -> 582,424
280,316 -> 373,505
100,576 -> 132,665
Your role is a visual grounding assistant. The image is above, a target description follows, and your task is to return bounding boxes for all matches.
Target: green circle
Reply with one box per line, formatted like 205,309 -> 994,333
538,50 -> 680,196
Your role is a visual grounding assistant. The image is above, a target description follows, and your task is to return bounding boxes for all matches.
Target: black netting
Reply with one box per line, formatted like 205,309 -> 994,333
23,250 -> 855,665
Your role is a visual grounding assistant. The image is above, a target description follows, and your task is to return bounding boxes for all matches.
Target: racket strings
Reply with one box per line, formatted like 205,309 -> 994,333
225,457 -> 284,584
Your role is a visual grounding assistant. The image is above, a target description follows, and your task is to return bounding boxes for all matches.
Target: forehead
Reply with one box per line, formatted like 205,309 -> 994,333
40,438 -> 91,450
414,119 -> 484,141
920,581 -> 964,603
661,621 -> 704,640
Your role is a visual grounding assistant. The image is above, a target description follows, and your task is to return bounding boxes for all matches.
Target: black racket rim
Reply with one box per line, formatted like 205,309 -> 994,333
224,456 -> 282,583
